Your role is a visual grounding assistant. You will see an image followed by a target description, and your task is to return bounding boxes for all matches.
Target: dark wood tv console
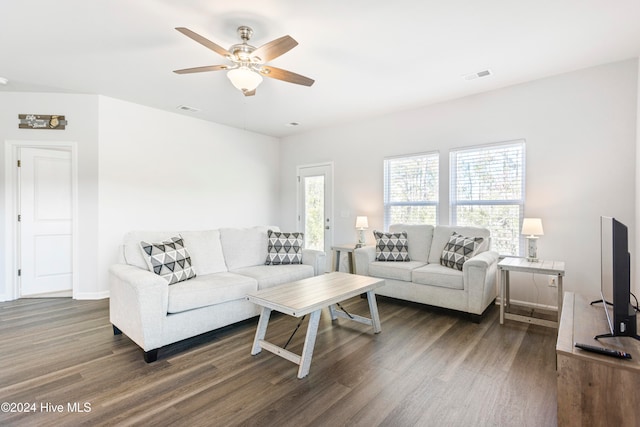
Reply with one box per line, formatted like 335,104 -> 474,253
556,292 -> 640,426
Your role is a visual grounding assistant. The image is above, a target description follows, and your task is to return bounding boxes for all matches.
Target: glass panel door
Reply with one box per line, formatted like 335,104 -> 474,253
304,175 -> 325,251
298,163 -> 333,272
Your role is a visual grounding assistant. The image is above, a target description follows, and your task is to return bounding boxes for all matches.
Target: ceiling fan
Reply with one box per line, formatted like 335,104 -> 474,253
173,26 -> 315,96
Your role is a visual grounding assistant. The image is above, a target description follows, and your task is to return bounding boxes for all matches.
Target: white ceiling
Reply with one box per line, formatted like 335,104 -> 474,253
2,1 -> 640,138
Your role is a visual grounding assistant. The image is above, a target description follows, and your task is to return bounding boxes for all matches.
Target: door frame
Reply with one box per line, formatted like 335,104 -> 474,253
3,140 -> 79,301
296,162 -> 334,271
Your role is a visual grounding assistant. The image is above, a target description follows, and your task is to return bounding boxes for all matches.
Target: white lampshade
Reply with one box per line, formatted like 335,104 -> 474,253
227,67 -> 263,92
355,216 -> 369,229
521,218 -> 544,236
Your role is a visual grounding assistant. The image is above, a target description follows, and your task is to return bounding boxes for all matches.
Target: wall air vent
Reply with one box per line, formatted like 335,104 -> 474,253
176,105 -> 200,112
463,69 -> 492,81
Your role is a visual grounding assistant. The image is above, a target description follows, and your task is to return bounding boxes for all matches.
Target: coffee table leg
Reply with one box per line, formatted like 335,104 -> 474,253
366,290 -> 382,333
298,309 -> 321,379
251,307 -> 272,355
328,304 -> 337,320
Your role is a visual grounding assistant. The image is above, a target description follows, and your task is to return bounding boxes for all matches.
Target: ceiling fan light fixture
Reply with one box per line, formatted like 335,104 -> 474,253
227,66 -> 263,92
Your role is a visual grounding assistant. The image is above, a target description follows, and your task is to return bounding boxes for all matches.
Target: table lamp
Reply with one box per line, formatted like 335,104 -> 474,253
522,218 -> 544,262
355,216 -> 369,246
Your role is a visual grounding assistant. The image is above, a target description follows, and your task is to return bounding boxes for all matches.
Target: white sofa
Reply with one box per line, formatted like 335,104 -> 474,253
354,224 -> 499,322
109,226 -> 325,362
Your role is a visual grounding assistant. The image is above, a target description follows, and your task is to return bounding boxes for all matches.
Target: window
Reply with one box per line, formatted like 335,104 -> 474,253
384,152 -> 439,229
450,141 -> 525,256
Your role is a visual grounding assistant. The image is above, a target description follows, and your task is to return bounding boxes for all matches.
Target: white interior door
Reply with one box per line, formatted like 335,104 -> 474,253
19,147 -> 73,297
298,164 -> 333,272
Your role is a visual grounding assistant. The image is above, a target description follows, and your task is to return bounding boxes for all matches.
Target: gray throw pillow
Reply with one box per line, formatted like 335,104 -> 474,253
265,230 -> 304,265
374,230 -> 410,261
140,236 -> 196,284
440,232 -> 484,271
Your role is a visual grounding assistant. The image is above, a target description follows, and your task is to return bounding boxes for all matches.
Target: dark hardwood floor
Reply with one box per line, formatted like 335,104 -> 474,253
0,295 -> 557,426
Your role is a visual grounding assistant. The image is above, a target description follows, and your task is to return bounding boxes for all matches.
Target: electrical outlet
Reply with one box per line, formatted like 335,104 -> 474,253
548,276 -> 557,287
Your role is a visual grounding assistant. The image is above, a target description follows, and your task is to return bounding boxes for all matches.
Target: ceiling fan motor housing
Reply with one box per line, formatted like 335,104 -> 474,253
229,43 -> 256,61
230,26 -> 259,62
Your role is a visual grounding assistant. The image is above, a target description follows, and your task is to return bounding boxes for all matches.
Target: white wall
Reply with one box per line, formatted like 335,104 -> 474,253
97,96 -> 280,294
279,59 -> 639,307
0,92 -> 100,301
636,58 -> 640,298
0,92 -> 280,300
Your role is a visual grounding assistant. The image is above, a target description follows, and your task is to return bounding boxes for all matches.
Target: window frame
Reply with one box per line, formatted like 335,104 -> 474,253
383,151 -> 440,229
449,140 -> 526,256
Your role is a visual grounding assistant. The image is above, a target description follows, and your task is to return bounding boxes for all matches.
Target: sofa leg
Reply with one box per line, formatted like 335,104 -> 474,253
113,325 -> 122,335
144,349 -> 159,363
470,313 -> 482,324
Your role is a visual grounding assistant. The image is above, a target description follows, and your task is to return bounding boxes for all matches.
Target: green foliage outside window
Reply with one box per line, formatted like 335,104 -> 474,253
304,176 -> 324,251
384,153 -> 439,228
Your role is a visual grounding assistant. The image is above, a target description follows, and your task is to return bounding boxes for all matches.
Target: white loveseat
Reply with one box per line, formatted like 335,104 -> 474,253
354,224 -> 499,322
109,226 -> 325,362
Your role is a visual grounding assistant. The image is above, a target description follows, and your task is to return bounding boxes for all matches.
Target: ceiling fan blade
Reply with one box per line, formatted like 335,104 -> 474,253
243,89 -> 256,97
175,27 -> 231,58
173,65 -> 229,74
260,66 -> 315,87
251,35 -> 298,63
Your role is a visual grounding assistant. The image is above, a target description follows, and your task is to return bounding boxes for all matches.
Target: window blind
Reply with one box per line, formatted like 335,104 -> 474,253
383,152 -> 439,229
450,141 -> 525,256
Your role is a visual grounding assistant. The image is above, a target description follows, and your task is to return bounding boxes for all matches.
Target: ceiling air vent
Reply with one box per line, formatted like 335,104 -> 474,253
463,69 -> 492,81
176,104 -> 200,112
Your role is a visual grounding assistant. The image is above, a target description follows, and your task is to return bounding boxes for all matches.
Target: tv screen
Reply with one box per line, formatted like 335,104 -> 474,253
600,216 -> 615,334
598,216 -> 637,339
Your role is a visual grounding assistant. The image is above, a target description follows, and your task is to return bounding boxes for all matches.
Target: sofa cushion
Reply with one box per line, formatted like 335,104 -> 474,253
389,224 -> 434,263
440,232 -> 484,271
374,230 -> 410,261
140,236 -> 196,285
167,272 -> 257,314
220,226 -> 279,270
368,260 -> 426,282
232,264 -> 314,290
122,230 -> 227,275
265,230 -> 303,265
179,230 -> 227,275
428,226 -> 491,264
412,264 -> 464,290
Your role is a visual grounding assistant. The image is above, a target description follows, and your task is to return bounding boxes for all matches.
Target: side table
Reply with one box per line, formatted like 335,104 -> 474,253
331,244 -> 360,273
499,257 -> 565,328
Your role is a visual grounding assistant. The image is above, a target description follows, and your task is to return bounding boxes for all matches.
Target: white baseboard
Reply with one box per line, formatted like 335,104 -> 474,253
74,290 -> 110,300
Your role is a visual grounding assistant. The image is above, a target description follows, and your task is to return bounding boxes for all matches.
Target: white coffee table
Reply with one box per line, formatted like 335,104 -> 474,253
246,272 -> 385,378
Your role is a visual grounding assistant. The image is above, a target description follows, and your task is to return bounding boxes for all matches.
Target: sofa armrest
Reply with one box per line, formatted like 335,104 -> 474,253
109,264 -> 169,351
302,249 -> 326,275
463,251 -> 499,315
354,246 -> 376,276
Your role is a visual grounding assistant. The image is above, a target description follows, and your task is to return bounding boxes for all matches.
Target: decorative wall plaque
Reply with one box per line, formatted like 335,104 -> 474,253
18,114 -> 67,130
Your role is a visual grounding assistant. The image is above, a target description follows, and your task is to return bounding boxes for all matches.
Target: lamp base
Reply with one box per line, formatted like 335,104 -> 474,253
358,229 -> 366,246
526,236 -> 539,262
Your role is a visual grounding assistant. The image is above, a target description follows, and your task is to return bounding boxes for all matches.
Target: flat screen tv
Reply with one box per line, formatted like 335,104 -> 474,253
593,216 -> 639,340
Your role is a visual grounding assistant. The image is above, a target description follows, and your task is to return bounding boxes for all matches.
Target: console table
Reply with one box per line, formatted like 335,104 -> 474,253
498,257 -> 565,328
557,292 -> 640,426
